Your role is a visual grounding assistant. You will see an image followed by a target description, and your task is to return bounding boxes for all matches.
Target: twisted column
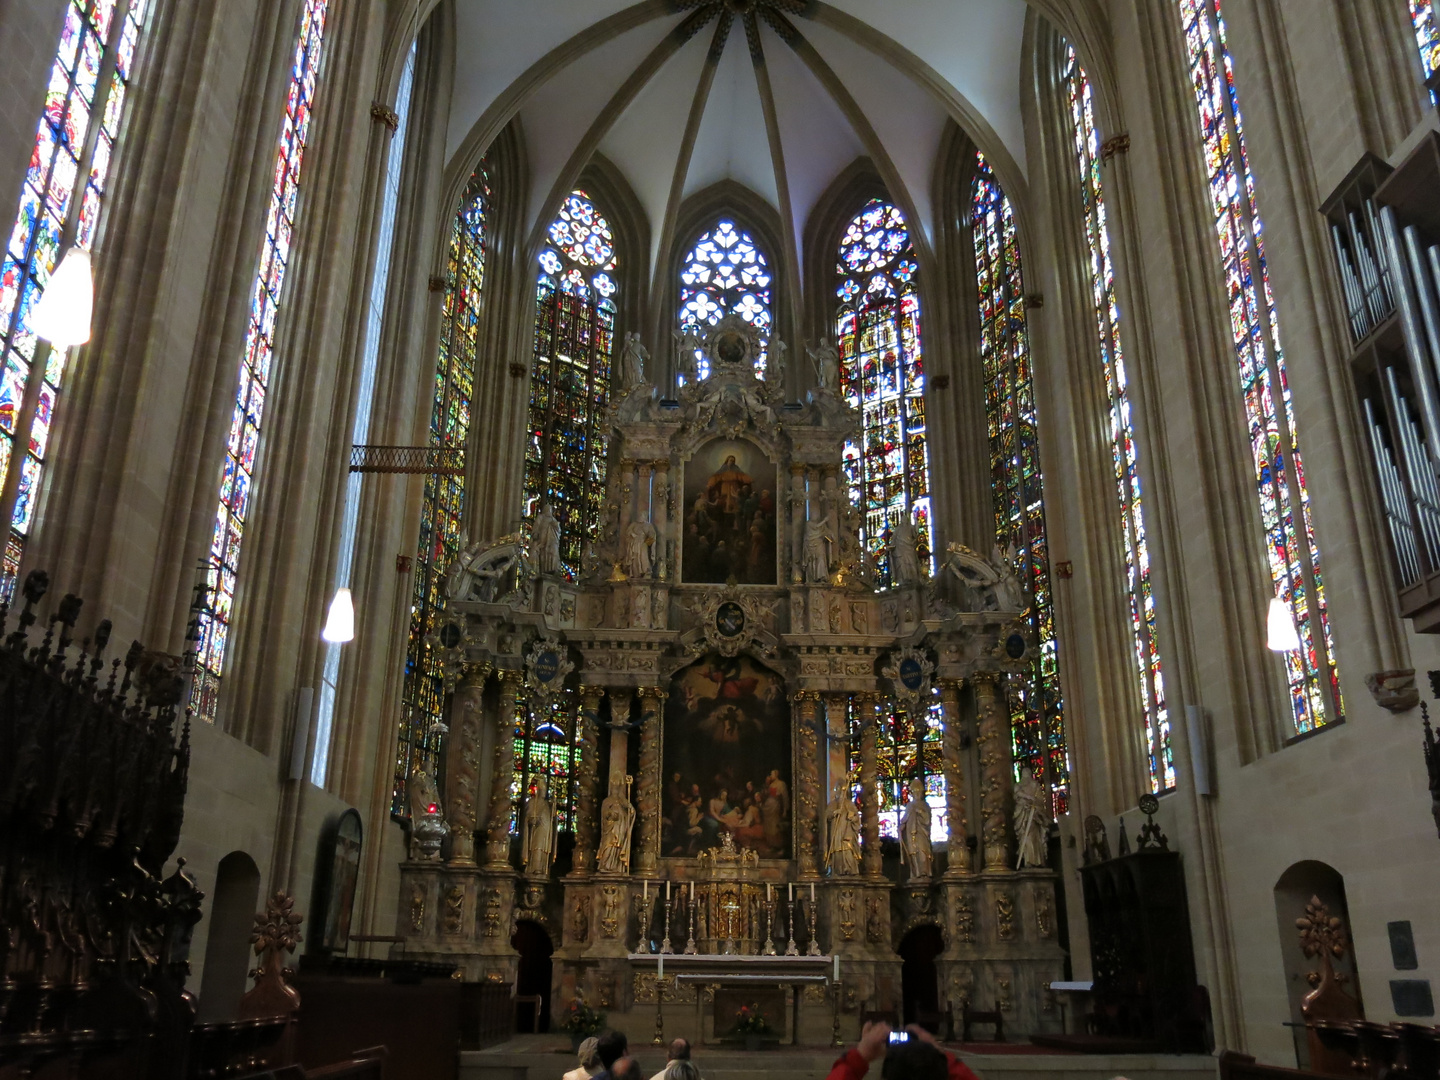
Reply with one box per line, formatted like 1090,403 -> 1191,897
483,668 -> 525,870
938,679 -> 970,875
857,692 -> 883,879
793,691 -> 822,878
636,687 -> 666,875
973,672 -> 1012,872
572,685 -> 604,876
445,663 -> 491,865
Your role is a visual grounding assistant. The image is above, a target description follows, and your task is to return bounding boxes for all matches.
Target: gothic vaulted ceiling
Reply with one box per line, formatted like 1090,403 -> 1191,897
446,0 -> 1029,279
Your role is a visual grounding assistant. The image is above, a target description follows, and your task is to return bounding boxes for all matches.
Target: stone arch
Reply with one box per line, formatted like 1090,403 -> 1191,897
1273,860 -> 1364,1068
196,851 -> 262,1022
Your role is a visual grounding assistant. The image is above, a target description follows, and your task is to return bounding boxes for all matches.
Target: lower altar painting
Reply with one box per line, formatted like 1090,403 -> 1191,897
682,439 -> 778,584
663,653 -> 790,858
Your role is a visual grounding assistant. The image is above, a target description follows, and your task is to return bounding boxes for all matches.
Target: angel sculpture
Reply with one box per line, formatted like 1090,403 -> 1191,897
807,337 -> 840,392
1013,772 -> 1049,869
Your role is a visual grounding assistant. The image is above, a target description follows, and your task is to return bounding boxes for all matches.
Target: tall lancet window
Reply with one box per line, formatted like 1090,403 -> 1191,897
679,220 -> 772,379
835,199 -> 931,587
1177,0 -> 1343,733
525,190 -> 618,579
972,153 -> 1068,814
1063,47 -> 1172,792
192,0 -> 329,723
395,167 -> 488,814
1412,2 -> 1439,99
0,0 -> 150,598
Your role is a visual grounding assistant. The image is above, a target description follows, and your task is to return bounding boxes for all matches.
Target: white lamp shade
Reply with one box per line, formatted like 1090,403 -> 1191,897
29,248 -> 93,346
322,587 -> 355,643
1266,596 -> 1301,652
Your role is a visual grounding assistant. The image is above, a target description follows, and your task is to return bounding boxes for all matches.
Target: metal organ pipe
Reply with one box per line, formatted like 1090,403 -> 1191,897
1378,207 -> 1440,471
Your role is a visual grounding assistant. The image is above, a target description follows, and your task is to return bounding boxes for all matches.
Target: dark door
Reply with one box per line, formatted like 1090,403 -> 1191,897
511,920 -> 554,1032
898,924 -> 944,1029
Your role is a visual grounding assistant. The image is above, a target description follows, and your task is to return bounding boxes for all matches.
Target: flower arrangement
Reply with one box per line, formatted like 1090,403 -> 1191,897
559,997 -> 606,1038
732,1004 -> 771,1036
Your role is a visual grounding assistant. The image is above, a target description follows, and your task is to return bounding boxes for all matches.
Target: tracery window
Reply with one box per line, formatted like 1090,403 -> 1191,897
394,167 -> 488,814
679,220 -> 773,379
1062,46 -> 1172,792
192,0 -> 329,722
0,0 -> 149,599
1412,1 -> 1439,100
972,152 -> 1069,814
835,199 -> 931,587
848,696 -> 946,844
525,191 -> 618,579
510,692 -> 578,836
1177,0 -> 1343,733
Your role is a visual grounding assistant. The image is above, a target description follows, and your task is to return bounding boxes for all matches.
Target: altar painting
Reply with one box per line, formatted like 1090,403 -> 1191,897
682,439 -> 777,584
662,653 -> 790,858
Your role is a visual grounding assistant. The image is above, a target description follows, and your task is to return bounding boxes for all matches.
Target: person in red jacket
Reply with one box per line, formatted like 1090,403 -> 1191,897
826,1022 -> 981,1080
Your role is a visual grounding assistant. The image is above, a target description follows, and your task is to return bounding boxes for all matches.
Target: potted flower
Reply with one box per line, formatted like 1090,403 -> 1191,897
732,1004 -> 771,1051
559,996 -> 606,1052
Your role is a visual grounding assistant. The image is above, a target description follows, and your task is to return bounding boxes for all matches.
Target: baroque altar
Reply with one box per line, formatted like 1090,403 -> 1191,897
394,316 -> 1063,1043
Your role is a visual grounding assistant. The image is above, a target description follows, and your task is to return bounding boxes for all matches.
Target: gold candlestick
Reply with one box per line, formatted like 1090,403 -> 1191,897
784,893 -> 799,956
653,975 -> 666,1046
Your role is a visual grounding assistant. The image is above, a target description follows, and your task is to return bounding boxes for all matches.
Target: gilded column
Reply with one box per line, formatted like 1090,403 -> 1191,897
789,464 -> 806,583
973,672 -> 1011,872
939,679 -> 970,875
652,460 -> 670,579
445,663 -> 492,865
792,690 -> 822,879
635,687 -> 666,875
857,692 -> 883,879
483,668 -> 525,870
572,685 -> 605,876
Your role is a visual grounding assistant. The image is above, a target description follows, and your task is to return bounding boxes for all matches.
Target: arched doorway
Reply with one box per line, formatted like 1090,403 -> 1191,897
511,919 -> 555,1032
197,851 -> 261,1022
1274,861 -> 1363,1068
898,924 -> 945,1029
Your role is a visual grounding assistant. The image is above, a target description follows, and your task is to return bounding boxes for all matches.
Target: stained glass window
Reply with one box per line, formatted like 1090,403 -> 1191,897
510,692 -> 579,836
1177,0 -> 1342,734
1412,1 -> 1440,100
1062,47 -> 1172,792
679,220 -> 772,379
972,152 -> 1069,815
524,191 -> 617,579
835,199 -> 931,586
845,695 -> 946,846
0,0 -> 149,599
394,167 -> 488,815
191,0 -> 329,722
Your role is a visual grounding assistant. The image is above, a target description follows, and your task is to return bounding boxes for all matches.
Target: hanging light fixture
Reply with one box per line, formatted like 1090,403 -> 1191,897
321,587 -> 355,643
1266,595 -> 1300,652
28,248 -> 94,346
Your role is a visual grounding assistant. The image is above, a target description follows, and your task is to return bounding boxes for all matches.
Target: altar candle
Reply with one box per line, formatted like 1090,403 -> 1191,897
834,955 -> 840,981
810,882 -> 815,903
658,954 -> 664,980
788,883 -> 793,902
767,883 -> 772,902
643,880 -> 649,901
666,880 -> 671,900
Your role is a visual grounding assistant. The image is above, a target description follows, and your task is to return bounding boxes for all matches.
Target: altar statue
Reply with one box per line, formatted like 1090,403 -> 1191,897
807,338 -> 839,392
825,792 -> 861,876
597,786 -> 637,874
803,510 -> 835,583
522,776 -> 556,875
674,328 -> 702,384
533,502 -> 561,575
622,519 -> 655,579
620,331 -> 648,389
1014,772 -> 1048,869
899,779 -> 933,879
888,516 -> 922,586
990,544 -> 1027,611
768,338 -> 787,390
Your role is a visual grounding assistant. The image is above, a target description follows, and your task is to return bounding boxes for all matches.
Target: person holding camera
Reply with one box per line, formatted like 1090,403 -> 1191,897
825,1022 -> 980,1080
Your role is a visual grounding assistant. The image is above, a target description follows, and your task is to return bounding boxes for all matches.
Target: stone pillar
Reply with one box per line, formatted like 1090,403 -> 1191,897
484,669 -> 525,869
973,672 -> 1012,872
446,662 -> 491,866
637,461 -> 653,528
857,692 -> 883,879
789,464 -> 806,583
635,687 -> 666,875
824,694 -> 850,802
652,459 -> 670,580
939,679 -> 970,875
572,685 -> 604,876
793,690 -> 822,879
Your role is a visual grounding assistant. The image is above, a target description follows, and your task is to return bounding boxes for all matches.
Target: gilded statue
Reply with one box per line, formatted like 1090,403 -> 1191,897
824,792 -> 861,876
1013,772 -> 1048,870
899,779 -> 933,879
522,775 -> 557,876
597,779 -> 637,874
532,502 -> 561,576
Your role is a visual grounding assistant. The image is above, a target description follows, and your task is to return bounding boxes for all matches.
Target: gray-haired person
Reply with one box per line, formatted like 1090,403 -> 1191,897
649,1038 -> 696,1080
562,1036 -> 602,1080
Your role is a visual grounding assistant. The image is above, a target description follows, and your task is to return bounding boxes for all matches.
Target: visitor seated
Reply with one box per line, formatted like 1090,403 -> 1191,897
649,1037 -> 699,1080
826,1022 -> 980,1080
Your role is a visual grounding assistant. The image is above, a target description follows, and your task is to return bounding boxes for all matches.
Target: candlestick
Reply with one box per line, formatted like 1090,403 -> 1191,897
661,886 -> 674,954
684,883 -> 697,955
784,894 -> 799,956
831,981 -> 844,1047
653,970 -> 665,1047
762,891 -> 777,956
806,890 -> 822,956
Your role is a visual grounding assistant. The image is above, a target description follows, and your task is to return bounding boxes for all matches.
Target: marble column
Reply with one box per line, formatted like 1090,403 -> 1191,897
484,669 -> 525,869
789,464 -> 806,583
572,685 -> 604,876
938,679 -> 970,875
857,692 -> 883,879
973,672 -> 1012,872
635,687 -> 666,875
652,459 -> 670,580
445,662 -> 491,866
793,690 -> 822,879
637,461 -> 653,528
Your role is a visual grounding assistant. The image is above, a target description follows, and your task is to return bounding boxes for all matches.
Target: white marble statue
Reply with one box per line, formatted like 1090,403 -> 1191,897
620,331 -> 648,389
825,793 -> 862,876
807,338 -> 840,392
899,779 -> 933,879
522,776 -> 556,875
1013,772 -> 1048,869
673,328 -> 703,384
889,516 -> 922,586
532,502 -> 561,576
767,339 -> 787,390
990,544 -> 1027,611
596,790 -> 636,874
803,513 -> 833,583
622,519 -> 655,579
